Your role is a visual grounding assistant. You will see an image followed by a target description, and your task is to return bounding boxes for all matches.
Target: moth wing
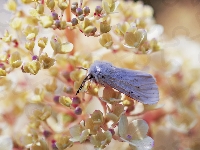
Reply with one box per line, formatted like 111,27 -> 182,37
100,68 -> 159,104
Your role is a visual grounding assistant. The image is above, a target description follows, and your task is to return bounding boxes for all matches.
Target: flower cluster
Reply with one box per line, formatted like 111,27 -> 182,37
0,0 -> 199,150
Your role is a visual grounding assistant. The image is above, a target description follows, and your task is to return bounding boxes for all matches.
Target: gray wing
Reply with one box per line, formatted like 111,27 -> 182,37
99,68 -> 159,104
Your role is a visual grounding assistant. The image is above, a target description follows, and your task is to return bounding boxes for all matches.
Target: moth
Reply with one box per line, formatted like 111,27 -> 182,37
76,61 -> 159,104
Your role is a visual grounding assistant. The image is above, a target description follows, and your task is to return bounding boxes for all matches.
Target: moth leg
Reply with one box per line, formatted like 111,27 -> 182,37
76,74 -> 93,95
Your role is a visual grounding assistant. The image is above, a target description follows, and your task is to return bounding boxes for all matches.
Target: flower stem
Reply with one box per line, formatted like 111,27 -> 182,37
65,0 -> 75,55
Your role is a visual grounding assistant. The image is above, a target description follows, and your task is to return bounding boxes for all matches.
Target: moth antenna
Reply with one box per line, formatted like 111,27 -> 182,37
76,74 -> 93,95
76,67 -> 88,71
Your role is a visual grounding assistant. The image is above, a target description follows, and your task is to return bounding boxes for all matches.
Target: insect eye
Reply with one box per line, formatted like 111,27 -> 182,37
88,74 -> 94,80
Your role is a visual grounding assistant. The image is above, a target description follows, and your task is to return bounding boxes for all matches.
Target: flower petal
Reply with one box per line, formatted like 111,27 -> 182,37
130,136 -> 154,150
118,114 -> 128,138
128,119 -> 149,140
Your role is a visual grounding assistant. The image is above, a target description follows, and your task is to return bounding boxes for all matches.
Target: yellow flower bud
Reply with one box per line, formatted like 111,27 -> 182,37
138,41 -> 150,54
50,36 -> 61,53
29,8 -> 39,17
40,105 -> 52,120
58,0 -> 69,10
9,51 -> 22,68
6,0 -> 17,11
102,0 -> 119,14
23,25 -> 39,37
122,99 -> 132,106
84,26 -> 96,34
91,110 -> 104,124
23,60 -> 40,75
0,69 -> 6,76
26,33 -> 36,40
45,78 -> 57,92
2,30 -> 12,42
56,135 -> 73,149
124,29 -> 147,48
0,52 -> 8,62
60,21 -> 67,29
38,37 -> 48,48
90,131 -> 112,149
69,125 -> 90,143
30,129 -> 38,142
49,66 -> 59,76
59,96 -> 72,107
50,36 -> 73,54
25,41 -> 35,51
39,53 -> 55,69
82,18 -> 92,29
100,21 -> 111,33
115,22 -> 130,36
150,39 -> 160,52
40,16 -> 53,28
2,36 -> 12,43
10,18 -> 22,30
60,42 -> 73,54
21,0 -> 32,4
29,120 -> 40,129
46,0 -> 55,10
99,33 -> 113,49
36,4 -> 44,14
26,16 -> 39,25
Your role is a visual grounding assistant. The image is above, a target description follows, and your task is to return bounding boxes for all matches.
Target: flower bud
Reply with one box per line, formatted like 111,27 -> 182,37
59,96 -> 72,107
95,6 -> 102,15
9,51 -> 22,68
0,69 -> 6,76
83,6 -> 90,16
52,12 -> 58,20
39,53 -> 55,69
46,0 -> 55,10
25,41 -> 35,51
71,5 -> 77,14
58,1 -> 68,10
23,60 -> 40,75
36,4 -> 44,14
78,15 -> 84,21
32,55 -> 38,61
99,33 -> 113,49
6,0 -> 17,11
55,20 -> 61,28
53,96 -> 60,104
76,8 -> 83,16
74,107 -> 82,115
72,97 -> 81,105
100,21 -> 111,33
71,18 -> 78,26
38,37 -> 48,48
40,16 -> 53,28
63,86 -> 73,94
43,130 -> 51,138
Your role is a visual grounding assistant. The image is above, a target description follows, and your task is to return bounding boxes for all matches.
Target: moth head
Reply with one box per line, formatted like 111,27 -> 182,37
87,61 -> 112,77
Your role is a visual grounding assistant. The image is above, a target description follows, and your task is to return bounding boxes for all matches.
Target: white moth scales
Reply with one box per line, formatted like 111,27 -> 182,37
76,61 -> 159,104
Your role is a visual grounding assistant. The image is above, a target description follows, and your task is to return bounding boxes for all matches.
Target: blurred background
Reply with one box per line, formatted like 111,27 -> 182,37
135,0 -> 200,43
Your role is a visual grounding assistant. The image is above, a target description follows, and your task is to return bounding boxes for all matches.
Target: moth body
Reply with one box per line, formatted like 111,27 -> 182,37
77,61 -> 159,104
